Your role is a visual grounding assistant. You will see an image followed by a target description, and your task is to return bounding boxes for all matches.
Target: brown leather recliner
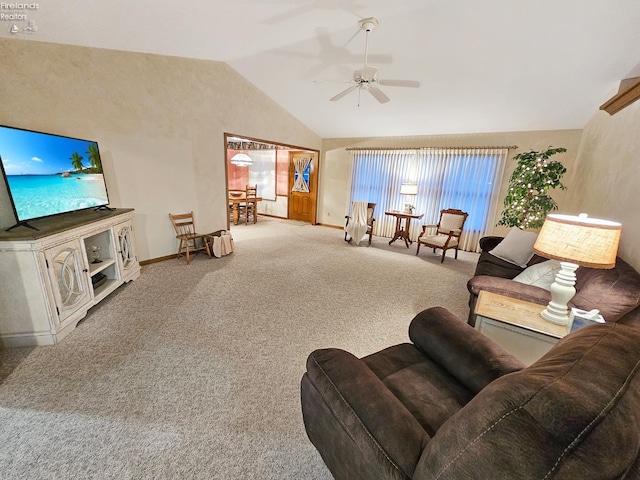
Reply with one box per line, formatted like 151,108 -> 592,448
301,307 -> 640,479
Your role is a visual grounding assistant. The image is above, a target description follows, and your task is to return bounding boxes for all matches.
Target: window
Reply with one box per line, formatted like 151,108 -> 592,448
349,148 -> 507,251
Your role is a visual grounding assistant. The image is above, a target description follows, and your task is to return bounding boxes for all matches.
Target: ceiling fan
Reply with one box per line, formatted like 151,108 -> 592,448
318,17 -> 420,105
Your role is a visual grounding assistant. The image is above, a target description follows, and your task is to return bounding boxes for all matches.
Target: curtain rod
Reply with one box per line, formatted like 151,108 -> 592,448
345,145 -> 518,151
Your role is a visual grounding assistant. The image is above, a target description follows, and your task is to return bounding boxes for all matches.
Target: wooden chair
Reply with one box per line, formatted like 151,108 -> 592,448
242,185 -> 258,224
169,211 -> 212,264
228,190 -> 244,224
416,208 -> 468,262
344,202 -> 376,245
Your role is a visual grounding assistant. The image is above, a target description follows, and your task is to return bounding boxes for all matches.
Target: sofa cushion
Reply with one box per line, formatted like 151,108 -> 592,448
475,236 -> 547,278
572,257 -> 640,322
415,323 -> 640,479
407,307 -> 524,394
488,227 -> 538,267
302,347 -> 428,480
363,344 -> 474,437
513,259 -> 561,290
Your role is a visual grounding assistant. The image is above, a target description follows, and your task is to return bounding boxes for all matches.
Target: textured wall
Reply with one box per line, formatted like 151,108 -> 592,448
566,101 -> 640,269
0,38 -> 321,260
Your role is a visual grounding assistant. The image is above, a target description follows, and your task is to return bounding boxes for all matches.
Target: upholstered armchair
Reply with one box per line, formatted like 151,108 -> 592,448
416,209 -> 468,262
301,307 -> 640,479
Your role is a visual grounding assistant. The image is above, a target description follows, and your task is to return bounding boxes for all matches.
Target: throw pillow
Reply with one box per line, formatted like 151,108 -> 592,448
513,260 -> 561,291
489,227 -> 538,267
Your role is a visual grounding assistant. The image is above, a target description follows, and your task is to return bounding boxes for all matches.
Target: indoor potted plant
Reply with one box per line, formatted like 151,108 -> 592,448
497,147 -> 567,230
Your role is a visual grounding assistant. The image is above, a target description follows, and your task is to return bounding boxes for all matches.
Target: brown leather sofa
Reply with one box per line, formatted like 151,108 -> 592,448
467,236 -> 640,328
300,307 -> 640,479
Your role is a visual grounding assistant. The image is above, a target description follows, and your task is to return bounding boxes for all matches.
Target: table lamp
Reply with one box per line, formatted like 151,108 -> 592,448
532,213 -> 621,325
400,183 -> 418,213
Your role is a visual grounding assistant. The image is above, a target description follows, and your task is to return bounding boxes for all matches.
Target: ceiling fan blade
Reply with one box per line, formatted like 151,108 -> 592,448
368,86 -> 390,104
330,85 -> 360,102
378,79 -> 420,88
314,80 -> 356,84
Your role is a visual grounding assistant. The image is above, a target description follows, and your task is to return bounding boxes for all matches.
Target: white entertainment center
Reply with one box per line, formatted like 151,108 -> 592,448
0,208 -> 140,347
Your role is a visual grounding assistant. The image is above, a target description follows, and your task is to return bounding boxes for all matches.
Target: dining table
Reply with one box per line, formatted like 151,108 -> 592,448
229,191 -> 262,225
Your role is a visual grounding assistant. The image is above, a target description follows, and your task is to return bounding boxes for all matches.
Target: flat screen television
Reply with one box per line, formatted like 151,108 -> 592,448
0,125 -> 111,231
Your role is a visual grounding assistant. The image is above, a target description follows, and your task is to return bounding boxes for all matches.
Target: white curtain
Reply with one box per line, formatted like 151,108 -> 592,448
247,150 -> 276,201
292,156 -> 311,193
349,148 -> 507,252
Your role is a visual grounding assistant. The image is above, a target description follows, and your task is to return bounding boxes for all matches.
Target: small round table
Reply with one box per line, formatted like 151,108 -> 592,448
385,210 -> 424,248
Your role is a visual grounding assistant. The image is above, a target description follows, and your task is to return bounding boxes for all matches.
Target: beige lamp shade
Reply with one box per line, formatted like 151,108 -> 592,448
533,214 -> 621,269
400,183 -> 418,195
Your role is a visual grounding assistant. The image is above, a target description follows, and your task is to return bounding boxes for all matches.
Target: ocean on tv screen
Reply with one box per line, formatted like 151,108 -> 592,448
6,173 -> 109,220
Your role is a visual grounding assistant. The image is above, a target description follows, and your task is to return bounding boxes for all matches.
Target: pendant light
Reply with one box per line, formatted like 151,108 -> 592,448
230,140 -> 253,167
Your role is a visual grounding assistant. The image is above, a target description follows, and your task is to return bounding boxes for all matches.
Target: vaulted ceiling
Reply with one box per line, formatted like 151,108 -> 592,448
3,0 -> 639,138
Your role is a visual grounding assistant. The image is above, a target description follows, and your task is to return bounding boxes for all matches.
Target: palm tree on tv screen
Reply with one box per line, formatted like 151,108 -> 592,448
70,152 -> 84,172
86,144 -> 102,173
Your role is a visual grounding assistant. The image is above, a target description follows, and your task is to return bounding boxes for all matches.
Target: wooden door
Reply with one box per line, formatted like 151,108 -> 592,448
288,151 -> 318,224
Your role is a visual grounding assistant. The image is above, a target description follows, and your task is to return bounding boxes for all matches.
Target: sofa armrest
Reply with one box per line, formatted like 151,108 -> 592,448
467,276 -> 552,306
408,307 -> 524,394
302,348 -> 428,480
478,235 -> 504,252
618,305 -> 640,328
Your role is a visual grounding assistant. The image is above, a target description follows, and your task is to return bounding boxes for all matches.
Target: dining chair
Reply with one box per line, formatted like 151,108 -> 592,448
228,190 -> 244,224
416,208 -> 468,262
168,211 -> 212,264
243,184 -> 258,224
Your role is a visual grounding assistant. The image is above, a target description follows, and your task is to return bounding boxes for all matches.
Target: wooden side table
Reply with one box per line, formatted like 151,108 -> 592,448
474,291 -> 569,366
385,210 -> 424,248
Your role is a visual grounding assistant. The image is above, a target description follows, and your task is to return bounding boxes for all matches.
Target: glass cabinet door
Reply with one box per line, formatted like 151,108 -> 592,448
116,222 -> 136,273
45,239 -> 91,324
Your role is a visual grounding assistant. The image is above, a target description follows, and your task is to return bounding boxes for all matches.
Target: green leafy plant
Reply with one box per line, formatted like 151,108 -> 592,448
69,152 -> 84,171
85,143 -> 103,173
498,147 -> 567,230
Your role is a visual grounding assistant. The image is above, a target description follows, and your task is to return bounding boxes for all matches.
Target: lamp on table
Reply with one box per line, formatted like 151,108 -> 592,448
400,183 -> 418,213
532,213 -> 621,326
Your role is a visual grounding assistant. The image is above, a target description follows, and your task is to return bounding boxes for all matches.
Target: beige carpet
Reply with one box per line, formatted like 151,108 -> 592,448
0,217 -> 478,479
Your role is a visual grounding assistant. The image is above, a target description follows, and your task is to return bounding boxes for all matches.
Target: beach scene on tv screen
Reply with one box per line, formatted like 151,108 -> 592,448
0,127 -> 109,221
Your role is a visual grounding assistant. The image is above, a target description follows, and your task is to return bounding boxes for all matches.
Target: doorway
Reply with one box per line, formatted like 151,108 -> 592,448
224,134 -> 319,226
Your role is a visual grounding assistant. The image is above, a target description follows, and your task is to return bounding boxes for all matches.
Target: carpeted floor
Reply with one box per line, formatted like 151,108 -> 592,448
0,217 -> 478,479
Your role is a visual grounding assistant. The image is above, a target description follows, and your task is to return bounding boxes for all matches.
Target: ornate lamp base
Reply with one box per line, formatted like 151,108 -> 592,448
540,261 -> 579,326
